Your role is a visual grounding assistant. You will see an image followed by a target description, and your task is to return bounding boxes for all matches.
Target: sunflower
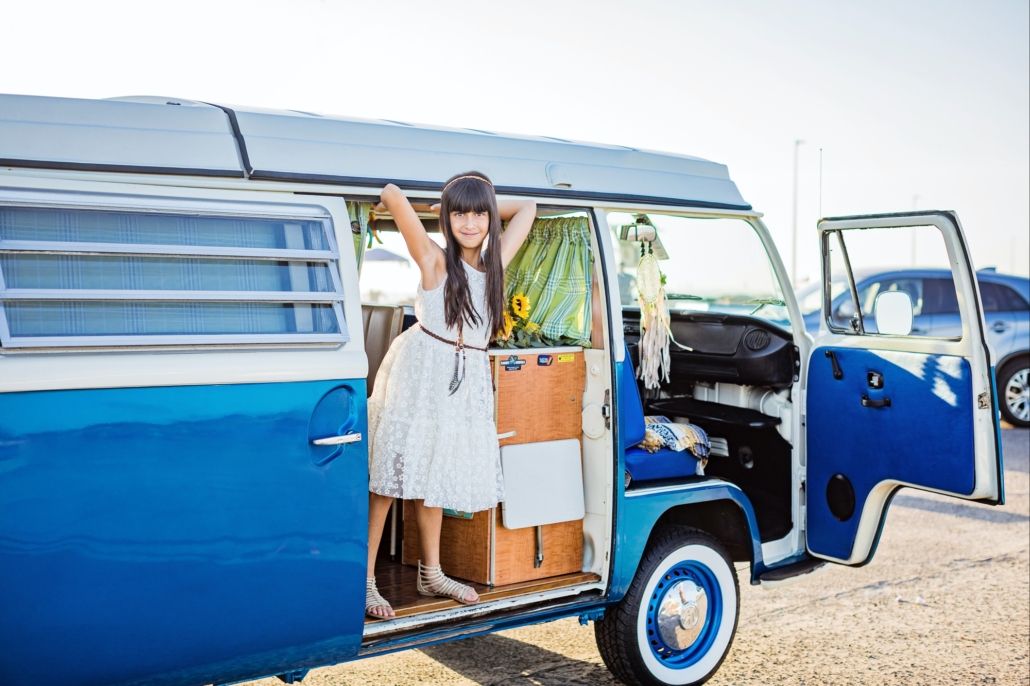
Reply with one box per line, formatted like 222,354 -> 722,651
511,293 -> 531,319
500,310 -> 515,339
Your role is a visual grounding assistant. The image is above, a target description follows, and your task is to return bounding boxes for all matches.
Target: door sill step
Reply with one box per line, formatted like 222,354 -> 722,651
758,557 -> 826,585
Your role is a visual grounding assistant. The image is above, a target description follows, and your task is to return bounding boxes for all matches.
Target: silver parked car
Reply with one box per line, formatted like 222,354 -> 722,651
798,268 -> 1030,427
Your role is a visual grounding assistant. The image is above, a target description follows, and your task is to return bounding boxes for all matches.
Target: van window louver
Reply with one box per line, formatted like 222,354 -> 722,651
0,203 -> 347,348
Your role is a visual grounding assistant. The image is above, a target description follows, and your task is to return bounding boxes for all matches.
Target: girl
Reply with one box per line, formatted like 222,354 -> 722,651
365,173 -> 537,619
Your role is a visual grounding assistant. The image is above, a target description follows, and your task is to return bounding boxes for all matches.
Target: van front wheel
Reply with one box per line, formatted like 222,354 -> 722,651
595,527 -> 739,686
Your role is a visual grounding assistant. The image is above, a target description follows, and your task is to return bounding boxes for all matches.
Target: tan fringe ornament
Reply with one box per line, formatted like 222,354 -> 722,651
635,240 -> 692,390
635,243 -> 670,389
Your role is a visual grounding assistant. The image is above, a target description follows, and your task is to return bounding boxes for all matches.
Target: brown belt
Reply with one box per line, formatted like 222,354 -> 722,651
418,324 -> 488,352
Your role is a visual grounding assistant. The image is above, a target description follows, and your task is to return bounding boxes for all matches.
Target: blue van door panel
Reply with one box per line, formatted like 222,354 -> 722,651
0,380 -> 368,686
808,211 -> 1002,567
807,348 -> 974,560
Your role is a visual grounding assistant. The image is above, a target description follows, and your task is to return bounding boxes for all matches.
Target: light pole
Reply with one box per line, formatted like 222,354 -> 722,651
791,139 -> 805,286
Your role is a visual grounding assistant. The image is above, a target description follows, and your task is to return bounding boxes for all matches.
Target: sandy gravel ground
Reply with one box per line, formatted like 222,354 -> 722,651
248,429 -> 1029,685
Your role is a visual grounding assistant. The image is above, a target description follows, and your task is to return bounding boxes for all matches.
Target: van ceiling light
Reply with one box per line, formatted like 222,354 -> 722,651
545,162 -> 573,189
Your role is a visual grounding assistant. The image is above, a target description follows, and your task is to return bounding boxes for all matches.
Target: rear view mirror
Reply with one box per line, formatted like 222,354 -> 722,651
874,291 -> 914,335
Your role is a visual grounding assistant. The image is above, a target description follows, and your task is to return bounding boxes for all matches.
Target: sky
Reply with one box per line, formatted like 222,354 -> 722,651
2,0 -> 1028,283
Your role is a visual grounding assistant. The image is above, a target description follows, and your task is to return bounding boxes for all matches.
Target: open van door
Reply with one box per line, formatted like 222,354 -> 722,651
805,211 -> 1003,565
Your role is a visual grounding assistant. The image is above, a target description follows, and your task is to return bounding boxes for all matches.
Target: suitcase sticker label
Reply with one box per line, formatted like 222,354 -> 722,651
501,355 -> 527,371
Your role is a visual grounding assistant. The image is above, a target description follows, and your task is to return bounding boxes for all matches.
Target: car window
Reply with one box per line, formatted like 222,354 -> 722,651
798,279 -> 849,316
824,224 -> 958,338
1000,284 -> 1029,310
852,278 -> 924,318
922,278 -> 960,315
979,281 -> 1028,312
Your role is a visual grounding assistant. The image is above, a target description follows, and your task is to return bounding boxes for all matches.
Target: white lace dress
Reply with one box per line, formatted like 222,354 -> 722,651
367,260 -> 504,512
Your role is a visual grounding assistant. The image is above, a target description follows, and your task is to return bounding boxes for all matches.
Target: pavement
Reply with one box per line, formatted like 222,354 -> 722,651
248,429 -> 1029,685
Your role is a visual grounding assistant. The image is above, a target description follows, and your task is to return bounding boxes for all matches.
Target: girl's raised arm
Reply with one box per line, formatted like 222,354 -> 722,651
376,184 -> 445,283
496,199 -> 538,268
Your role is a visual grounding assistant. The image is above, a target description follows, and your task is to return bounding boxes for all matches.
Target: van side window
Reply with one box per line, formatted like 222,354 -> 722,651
852,278 -> 924,318
824,224 -> 959,338
0,204 -> 347,348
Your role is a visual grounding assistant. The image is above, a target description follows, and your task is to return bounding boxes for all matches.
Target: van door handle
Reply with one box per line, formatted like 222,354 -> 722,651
861,395 -> 891,408
991,321 -> 1010,333
312,432 -> 362,446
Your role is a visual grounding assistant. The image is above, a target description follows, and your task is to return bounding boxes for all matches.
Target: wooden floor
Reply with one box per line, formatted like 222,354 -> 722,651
366,558 -> 601,623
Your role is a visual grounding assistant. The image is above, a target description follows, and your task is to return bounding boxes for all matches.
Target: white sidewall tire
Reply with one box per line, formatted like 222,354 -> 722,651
634,543 -> 737,685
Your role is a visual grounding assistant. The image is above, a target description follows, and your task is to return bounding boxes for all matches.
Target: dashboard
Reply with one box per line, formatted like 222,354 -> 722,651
622,310 -> 798,390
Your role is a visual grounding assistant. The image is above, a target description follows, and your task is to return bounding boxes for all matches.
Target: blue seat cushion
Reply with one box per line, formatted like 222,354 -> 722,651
625,445 -> 702,483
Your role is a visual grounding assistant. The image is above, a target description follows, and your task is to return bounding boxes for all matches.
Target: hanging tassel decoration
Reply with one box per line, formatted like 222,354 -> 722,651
448,333 -> 467,395
636,242 -> 668,389
448,350 -> 462,394
635,241 -> 692,390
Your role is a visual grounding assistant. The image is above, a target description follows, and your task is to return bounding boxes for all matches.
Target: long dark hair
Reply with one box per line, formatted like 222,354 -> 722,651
439,171 -> 506,335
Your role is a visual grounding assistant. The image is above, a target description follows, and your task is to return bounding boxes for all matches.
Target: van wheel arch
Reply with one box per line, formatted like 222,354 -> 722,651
648,499 -> 754,568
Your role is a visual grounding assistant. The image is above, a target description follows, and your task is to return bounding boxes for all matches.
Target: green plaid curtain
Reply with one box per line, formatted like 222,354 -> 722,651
505,216 -> 593,347
347,201 -> 371,270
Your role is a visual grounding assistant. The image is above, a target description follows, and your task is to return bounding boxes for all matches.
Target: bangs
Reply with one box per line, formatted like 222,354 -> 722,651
443,177 -> 494,213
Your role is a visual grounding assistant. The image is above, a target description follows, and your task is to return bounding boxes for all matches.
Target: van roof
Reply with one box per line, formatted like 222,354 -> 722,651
0,93 -> 750,210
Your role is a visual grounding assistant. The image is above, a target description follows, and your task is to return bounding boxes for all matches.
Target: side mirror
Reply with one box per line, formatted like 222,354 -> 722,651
874,291 -> 914,336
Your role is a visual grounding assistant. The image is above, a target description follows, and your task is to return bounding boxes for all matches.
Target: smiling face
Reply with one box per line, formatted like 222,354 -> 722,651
448,209 -> 490,251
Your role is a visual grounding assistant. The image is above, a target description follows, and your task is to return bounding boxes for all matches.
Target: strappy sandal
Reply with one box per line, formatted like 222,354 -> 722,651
366,577 -> 395,619
416,561 -> 479,605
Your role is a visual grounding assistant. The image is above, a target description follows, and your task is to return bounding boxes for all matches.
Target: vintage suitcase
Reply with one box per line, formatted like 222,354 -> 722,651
402,347 -> 587,586
491,348 -> 586,446
402,501 -> 583,586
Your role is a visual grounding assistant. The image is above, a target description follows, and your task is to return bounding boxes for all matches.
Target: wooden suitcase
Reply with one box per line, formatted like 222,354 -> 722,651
492,348 -> 586,447
402,502 -> 582,586
402,347 -> 587,586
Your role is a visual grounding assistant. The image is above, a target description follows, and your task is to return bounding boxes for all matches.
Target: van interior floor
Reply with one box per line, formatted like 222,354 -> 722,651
366,558 -> 600,623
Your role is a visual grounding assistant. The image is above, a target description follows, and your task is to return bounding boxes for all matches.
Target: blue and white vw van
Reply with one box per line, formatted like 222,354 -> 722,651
0,94 -> 1005,686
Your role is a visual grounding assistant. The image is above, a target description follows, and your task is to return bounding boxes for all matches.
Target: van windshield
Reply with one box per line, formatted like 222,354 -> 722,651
608,212 -> 791,331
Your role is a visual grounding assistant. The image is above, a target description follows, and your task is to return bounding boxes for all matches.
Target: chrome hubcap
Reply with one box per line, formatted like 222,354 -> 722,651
656,580 -> 708,650
1005,368 -> 1029,422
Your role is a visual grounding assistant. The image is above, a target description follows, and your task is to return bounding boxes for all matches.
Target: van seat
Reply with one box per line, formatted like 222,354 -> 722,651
362,304 -> 404,397
620,344 -> 702,483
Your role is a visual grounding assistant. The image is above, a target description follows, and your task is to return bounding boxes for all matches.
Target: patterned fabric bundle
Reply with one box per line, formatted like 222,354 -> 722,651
503,216 -> 593,347
639,415 -> 711,465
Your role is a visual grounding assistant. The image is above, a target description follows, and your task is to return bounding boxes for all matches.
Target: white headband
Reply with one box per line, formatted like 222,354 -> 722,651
443,175 -> 493,192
